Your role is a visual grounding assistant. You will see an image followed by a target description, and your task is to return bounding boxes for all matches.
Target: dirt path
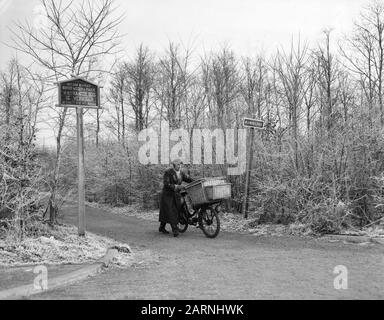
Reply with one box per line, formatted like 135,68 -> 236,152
32,204 -> 384,300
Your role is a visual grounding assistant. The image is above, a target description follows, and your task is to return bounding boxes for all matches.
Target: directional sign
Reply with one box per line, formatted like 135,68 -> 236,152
242,117 -> 264,219
243,118 -> 264,129
58,78 -> 100,108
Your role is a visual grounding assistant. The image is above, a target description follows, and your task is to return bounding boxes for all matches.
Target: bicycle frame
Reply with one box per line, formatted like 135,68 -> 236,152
180,191 -> 222,224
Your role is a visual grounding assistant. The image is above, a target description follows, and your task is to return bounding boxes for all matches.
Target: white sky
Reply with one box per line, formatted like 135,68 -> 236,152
0,0 -> 371,146
0,0 -> 369,67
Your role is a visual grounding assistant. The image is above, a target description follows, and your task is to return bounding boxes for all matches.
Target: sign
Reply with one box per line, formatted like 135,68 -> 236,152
243,118 -> 264,129
55,77 -> 102,237
58,78 -> 100,108
242,117 -> 264,219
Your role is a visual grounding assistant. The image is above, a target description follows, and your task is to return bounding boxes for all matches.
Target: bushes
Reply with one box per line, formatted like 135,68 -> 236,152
59,140 -> 164,208
53,116 -> 384,235
0,124 -> 46,239
239,120 -> 384,234
301,200 -> 351,234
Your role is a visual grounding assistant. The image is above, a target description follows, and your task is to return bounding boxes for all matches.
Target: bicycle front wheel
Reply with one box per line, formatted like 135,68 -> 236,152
199,207 -> 220,239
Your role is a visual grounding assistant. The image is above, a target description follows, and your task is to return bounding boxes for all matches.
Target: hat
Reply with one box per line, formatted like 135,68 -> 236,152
171,158 -> 183,165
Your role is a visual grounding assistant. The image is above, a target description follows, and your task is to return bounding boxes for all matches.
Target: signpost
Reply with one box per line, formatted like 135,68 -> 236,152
243,118 -> 264,129
242,118 -> 264,219
56,77 -> 101,236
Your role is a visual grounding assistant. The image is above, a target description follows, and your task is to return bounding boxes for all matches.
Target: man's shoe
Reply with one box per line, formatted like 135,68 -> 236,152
173,231 -> 179,238
159,228 -> 170,234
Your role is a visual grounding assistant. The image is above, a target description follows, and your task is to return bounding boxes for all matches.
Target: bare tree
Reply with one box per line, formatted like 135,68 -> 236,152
315,30 -> 341,133
154,42 -> 193,129
108,65 -> 127,145
240,55 -> 268,118
0,60 -> 18,142
338,71 -> 356,124
125,45 -> 155,132
340,0 -> 384,127
0,59 -> 46,238
273,37 -> 309,172
184,76 -> 207,130
202,47 -> 240,128
9,0 -> 123,223
303,57 -> 318,138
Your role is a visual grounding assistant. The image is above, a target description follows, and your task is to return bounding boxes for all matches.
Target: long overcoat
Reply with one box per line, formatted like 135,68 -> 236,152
159,168 -> 193,225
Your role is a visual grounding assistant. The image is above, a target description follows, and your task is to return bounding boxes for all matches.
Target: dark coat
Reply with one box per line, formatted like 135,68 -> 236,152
159,168 -> 193,225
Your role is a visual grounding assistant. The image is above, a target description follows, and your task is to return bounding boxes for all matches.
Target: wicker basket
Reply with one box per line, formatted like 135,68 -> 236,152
184,178 -> 231,206
184,179 -> 208,206
203,177 -> 226,187
205,183 -> 231,201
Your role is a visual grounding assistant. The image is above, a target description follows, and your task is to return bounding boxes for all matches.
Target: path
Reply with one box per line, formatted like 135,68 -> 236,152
32,204 -> 384,300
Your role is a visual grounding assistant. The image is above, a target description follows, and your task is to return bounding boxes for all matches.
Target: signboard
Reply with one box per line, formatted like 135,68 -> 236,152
55,77 -> 102,236
58,78 -> 100,108
242,117 -> 264,219
243,118 -> 264,129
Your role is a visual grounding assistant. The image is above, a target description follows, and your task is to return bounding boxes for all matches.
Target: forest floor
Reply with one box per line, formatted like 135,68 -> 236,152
28,203 -> 384,300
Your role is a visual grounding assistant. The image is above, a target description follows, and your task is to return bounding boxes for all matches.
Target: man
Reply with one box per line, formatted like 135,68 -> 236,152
159,159 -> 193,237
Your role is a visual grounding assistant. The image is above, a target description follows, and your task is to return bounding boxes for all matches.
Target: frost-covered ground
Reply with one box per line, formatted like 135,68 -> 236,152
31,203 -> 384,300
85,202 -> 313,237
0,224 -> 133,268
85,202 -> 384,239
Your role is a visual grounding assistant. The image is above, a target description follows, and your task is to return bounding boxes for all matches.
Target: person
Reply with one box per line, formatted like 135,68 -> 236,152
159,159 -> 194,237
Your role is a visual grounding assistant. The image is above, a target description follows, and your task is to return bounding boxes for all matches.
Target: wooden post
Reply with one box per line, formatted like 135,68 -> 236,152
56,77 -> 101,236
242,127 -> 255,219
76,107 -> 86,236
